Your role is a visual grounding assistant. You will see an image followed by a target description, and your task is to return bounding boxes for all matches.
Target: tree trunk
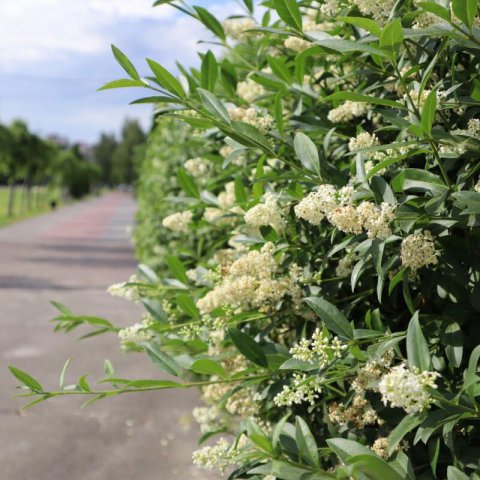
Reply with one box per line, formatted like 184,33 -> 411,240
7,180 -> 16,217
20,179 -> 28,212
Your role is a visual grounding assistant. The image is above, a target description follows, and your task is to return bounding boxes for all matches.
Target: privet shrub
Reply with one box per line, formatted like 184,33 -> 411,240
11,0 -> 480,478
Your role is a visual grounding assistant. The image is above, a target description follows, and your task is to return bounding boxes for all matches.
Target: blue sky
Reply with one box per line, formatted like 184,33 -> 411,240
0,0 -> 241,143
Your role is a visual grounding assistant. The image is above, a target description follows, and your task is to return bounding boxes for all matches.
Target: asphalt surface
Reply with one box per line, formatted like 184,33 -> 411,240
0,193 -> 215,480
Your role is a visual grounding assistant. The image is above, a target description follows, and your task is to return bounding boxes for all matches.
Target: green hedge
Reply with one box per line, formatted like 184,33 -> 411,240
12,1 -> 480,478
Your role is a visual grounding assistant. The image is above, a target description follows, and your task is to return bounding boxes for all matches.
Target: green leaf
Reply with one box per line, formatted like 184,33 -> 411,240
59,358 -> 71,389
176,293 -> 200,319
347,454 -> 404,480
144,343 -> 185,377
123,379 -> 184,389
129,95 -> 175,104
98,79 -> 146,91
452,191 -> 480,214
380,19 -> 404,53
230,121 -> 274,154
447,466 -> 470,480
137,264 -> 159,283
272,413 -> 290,449
421,89 -> 437,135
197,88 -> 231,124
200,50 -> 218,91
177,167 -> 200,198
337,16 -> 382,36
228,328 -> 267,367
234,176 -> 248,204
295,417 -> 320,467
323,92 -> 406,109
274,92 -> 285,138
271,461 -> 312,479
243,0 -> 254,13
104,359 -> 115,378
327,438 -> 373,462
147,58 -> 185,98
444,322 -> 463,368
191,358 -> 227,379
294,132 -> 320,177
311,35 -> 391,58
465,344 -> 480,400
451,0 -> 478,28
471,78 -> 480,101
272,0 -> 303,30
388,413 -> 426,455
268,56 -> 292,84
78,375 -> 91,392
142,299 -> 169,323
406,311 -> 431,371
51,301 -> 72,316
193,6 -> 225,39
305,297 -> 353,339
418,2 -> 451,22
166,255 -> 189,284
111,45 -> 140,80
9,366 -> 43,392
392,168 -> 448,195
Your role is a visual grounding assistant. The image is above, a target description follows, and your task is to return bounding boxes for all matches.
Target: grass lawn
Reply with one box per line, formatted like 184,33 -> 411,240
0,186 -> 61,227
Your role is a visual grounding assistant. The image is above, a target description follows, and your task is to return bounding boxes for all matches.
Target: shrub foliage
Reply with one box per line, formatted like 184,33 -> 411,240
11,0 -> 480,478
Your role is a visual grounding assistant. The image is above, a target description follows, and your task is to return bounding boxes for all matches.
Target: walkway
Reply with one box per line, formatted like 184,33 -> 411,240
0,193 -> 212,480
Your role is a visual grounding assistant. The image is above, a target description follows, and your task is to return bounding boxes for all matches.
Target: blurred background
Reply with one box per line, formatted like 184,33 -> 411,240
0,1 -> 239,478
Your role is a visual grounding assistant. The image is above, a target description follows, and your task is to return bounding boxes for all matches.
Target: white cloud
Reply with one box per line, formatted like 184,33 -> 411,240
0,0 -> 245,141
0,0 -> 176,72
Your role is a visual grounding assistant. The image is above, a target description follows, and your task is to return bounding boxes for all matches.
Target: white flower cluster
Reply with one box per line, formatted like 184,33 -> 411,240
348,132 -> 384,161
197,243 -> 302,314
228,107 -> 273,133
319,0 -> 342,17
335,254 -> 357,278
289,328 -> 347,367
401,230 -> 439,270
223,17 -> 257,40
351,351 -> 394,393
273,374 -> 323,406
244,193 -> 284,231
184,157 -> 211,178
327,101 -> 371,123
162,210 -> 193,233
357,202 -> 396,239
226,387 -> 259,416
371,437 -> 407,459
413,11 -> 442,29
328,395 -> 381,429
452,118 -> 480,138
192,405 -> 225,433
353,0 -> 396,23
284,36 -> 312,52
192,438 -> 236,474
107,274 -> 141,302
203,182 -> 240,226
295,186 -> 396,239
294,184 -> 337,225
237,78 -> 265,103
118,314 -> 155,351
378,364 -> 440,414
218,181 -> 236,209
475,177 -> 480,193
404,88 -> 445,110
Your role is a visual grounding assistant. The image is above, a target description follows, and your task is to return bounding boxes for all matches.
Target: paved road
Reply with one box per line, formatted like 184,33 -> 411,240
0,193 -> 214,480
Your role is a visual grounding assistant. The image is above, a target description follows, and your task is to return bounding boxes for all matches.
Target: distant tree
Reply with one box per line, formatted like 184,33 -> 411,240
93,133 -> 118,186
111,119 -> 146,185
3,120 -> 32,216
60,144 -> 100,199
